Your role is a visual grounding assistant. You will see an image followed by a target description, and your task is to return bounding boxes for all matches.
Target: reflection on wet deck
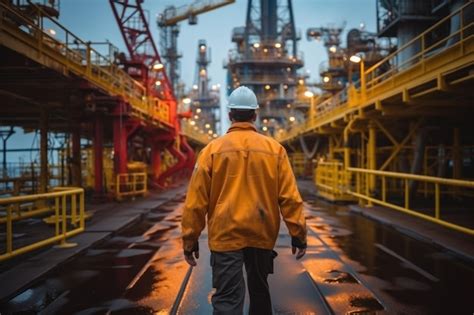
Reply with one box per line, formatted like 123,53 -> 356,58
1,188 -> 473,314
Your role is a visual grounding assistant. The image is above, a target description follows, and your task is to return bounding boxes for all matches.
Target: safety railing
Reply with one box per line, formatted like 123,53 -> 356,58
181,123 -> 212,145
348,168 -> 474,235
365,1 -> 473,94
0,1 -> 172,127
276,1 -> 473,142
315,161 -> 353,201
115,172 -> 147,201
0,187 -> 85,262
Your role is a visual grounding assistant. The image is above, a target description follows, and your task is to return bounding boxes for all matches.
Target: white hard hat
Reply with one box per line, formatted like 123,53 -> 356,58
227,86 -> 259,109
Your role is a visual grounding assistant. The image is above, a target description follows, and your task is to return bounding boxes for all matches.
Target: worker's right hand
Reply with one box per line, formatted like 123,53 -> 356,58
184,243 -> 199,266
292,246 -> 306,260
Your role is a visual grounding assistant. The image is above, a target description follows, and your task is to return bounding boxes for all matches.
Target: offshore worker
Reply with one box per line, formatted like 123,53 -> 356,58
181,86 -> 307,314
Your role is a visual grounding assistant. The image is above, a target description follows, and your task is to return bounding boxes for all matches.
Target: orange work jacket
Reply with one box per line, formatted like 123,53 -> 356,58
182,122 -> 307,253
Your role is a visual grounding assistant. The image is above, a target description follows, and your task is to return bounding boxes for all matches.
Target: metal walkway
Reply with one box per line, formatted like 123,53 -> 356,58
1,182 -> 473,314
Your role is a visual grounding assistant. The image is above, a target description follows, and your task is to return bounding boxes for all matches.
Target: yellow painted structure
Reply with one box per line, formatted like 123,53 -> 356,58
0,187 -> 85,262
277,3 -> 474,235
115,172 -> 148,201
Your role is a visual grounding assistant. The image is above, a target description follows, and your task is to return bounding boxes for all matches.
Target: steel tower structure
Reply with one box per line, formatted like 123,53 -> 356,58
225,0 -> 303,135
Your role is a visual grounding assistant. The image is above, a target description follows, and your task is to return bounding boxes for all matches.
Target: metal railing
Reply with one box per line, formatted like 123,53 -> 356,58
181,123 -> 212,145
315,161 -> 353,201
277,2 -> 473,142
0,187 -> 85,262
115,173 -> 147,201
0,1 -> 172,127
348,168 -> 474,235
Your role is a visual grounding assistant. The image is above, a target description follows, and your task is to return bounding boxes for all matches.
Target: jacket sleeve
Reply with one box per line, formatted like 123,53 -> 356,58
181,148 -> 212,253
278,148 -> 307,247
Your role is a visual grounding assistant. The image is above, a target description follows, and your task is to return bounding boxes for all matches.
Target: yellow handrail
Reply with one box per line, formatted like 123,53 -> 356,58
115,172 -> 148,201
0,1 -> 172,128
0,187 -> 85,262
347,167 -> 474,235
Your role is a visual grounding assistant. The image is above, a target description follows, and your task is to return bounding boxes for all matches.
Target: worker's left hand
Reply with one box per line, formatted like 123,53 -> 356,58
292,246 -> 306,260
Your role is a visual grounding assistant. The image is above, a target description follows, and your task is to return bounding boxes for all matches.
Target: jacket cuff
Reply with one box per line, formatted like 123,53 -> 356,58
183,241 -> 199,256
291,236 -> 307,249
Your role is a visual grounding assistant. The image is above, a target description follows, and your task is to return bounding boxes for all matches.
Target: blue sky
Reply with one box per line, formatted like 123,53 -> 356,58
6,0 -> 376,158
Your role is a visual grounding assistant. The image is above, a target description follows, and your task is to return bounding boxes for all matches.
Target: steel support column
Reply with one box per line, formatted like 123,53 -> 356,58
113,114 -> 128,175
71,127 -> 82,187
368,122 -> 377,203
93,116 -> 104,195
39,110 -> 48,193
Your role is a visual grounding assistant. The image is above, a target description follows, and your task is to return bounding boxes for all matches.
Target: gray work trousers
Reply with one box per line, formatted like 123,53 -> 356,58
210,247 -> 276,315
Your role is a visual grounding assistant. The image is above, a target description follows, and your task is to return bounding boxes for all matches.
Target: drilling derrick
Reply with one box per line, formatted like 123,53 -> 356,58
188,40 -> 220,136
225,0 -> 303,135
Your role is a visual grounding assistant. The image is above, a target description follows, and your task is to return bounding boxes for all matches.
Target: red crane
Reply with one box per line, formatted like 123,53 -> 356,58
109,0 -> 194,187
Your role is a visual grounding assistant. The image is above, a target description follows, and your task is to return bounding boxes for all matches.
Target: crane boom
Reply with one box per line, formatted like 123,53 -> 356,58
158,0 -> 235,26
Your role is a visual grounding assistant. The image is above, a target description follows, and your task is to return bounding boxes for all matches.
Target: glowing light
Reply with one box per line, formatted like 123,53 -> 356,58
213,134 -> 218,138
194,115 -> 199,119
274,42 -> 282,48
350,55 -> 362,63
253,42 -> 260,48
211,85 -> 217,90
200,44 -> 206,51
287,104 -> 292,108
205,123 -> 211,129
329,46 -> 337,53
289,116 -> 296,122
323,76 -> 330,83
263,119 -> 268,124
262,126 -> 268,131
199,69 -> 207,76
47,29 -> 56,36
155,80 -> 161,86
263,48 -> 268,53
190,120 -> 196,126
208,130 -> 213,135
192,84 -> 198,90
153,63 -> 164,70
265,85 -> 271,90
216,83 -> 221,88
283,84 -> 288,89
360,22 -> 365,30
304,91 -> 314,98
183,98 -> 191,104
196,108 -> 202,113
298,79 -> 304,85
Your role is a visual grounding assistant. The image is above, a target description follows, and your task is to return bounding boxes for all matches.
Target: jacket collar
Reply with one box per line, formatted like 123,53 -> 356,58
227,122 -> 257,133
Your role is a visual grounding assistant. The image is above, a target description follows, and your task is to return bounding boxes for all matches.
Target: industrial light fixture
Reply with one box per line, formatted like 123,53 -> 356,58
200,44 -> 206,51
274,42 -> 282,48
263,119 -> 268,124
283,84 -> 288,89
47,29 -> 56,36
208,130 -> 213,134
196,108 -> 202,113
298,79 -> 304,85
253,42 -> 260,48
350,55 -> 362,63
155,80 -> 162,86
182,97 -> 191,104
152,63 -> 164,70
192,84 -> 198,90
263,48 -> 268,53
329,46 -> 337,53
265,85 -> 271,90
190,120 -> 196,126
213,134 -> 218,138
289,116 -> 296,122
304,91 -> 314,98
194,115 -> 199,119
323,76 -> 330,83
205,123 -> 211,129
262,126 -> 268,131
287,104 -> 292,108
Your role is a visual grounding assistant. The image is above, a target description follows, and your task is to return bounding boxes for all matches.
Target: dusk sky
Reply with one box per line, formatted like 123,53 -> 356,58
8,0 -> 377,156
58,0 -> 377,132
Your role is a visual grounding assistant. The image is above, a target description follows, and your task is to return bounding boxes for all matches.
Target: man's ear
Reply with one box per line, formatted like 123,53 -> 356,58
252,112 -> 257,122
228,111 -> 233,122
